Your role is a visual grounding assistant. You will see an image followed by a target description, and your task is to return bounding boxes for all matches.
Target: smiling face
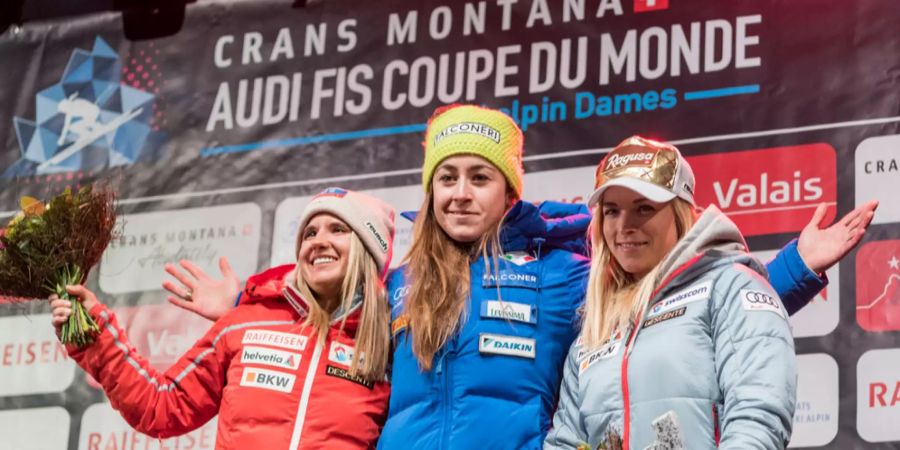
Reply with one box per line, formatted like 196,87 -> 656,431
297,213 -> 352,302
431,155 -> 512,243
600,186 -> 679,279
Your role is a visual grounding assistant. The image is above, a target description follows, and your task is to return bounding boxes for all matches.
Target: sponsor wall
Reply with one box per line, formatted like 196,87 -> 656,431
0,0 -> 898,448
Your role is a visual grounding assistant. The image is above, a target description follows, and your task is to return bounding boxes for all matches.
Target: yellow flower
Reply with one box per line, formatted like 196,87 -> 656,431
19,196 -> 46,216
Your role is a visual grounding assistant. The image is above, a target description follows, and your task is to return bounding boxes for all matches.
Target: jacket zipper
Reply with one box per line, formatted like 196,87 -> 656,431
281,283 -> 363,449
435,351 -> 452,450
288,338 -> 324,449
621,253 -> 704,449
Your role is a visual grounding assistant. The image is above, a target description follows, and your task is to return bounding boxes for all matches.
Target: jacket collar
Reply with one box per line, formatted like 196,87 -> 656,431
241,263 -> 363,330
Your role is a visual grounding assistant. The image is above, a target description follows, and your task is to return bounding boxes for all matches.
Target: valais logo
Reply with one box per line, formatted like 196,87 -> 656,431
856,240 -> 900,332
689,144 -> 836,237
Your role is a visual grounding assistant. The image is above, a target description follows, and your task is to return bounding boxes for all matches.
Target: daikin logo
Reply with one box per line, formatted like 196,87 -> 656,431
7,36 -> 158,179
478,333 -> 536,359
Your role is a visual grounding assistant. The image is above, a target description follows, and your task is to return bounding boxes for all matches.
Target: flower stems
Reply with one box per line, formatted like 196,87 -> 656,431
50,265 -> 99,347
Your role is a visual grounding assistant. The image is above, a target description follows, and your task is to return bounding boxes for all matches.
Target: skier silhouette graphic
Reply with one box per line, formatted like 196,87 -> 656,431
57,92 -> 101,146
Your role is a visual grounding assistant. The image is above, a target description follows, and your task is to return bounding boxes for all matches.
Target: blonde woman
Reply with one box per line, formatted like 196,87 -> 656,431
546,137 -> 801,449
50,188 -> 395,449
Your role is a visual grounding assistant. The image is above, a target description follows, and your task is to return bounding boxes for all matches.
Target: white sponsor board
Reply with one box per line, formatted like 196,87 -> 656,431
99,203 -> 262,294
0,407 -> 70,450
857,348 -> 900,442
855,135 -> 900,225
78,403 -> 217,450
0,314 -> 75,396
789,353 -> 839,448
752,249 -> 839,338
522,165 -> 596,205
271,186 -> 422,267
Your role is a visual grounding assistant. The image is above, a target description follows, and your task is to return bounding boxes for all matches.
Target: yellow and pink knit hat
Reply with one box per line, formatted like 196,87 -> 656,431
421,105 -> 524,197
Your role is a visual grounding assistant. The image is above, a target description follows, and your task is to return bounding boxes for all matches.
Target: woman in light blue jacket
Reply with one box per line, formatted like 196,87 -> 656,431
546,136 -> 802,450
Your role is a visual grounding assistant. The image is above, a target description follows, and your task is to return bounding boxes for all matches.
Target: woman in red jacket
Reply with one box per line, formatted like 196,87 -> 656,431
49,188 -> 396,450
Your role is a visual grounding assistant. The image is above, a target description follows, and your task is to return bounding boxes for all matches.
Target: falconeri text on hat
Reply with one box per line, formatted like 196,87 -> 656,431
422,104 -> 524,197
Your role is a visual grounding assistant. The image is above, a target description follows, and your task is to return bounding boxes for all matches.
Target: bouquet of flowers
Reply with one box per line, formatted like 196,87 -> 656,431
0,185 -> 117,346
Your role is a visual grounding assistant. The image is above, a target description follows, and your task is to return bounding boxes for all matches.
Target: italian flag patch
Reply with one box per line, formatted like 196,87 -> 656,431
503,251 -> 536,266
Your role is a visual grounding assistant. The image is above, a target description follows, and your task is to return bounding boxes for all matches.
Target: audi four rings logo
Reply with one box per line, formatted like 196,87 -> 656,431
745,291 -> 778,307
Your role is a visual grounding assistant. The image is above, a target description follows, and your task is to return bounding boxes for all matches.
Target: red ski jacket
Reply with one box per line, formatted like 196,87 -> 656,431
69,264 -> 390,449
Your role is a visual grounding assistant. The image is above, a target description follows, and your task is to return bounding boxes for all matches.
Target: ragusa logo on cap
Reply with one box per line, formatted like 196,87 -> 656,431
605,152 -> 655,169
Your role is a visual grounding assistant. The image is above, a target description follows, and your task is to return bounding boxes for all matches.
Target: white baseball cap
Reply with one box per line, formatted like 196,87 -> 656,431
587,136 -> 695,208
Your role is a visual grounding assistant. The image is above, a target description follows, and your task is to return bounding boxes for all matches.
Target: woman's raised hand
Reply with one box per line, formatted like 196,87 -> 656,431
163,257 -> 241,322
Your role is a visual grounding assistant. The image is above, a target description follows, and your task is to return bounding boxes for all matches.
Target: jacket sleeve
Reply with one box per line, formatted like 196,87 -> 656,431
67,303 -> 231,438
544,341 -> 587,450
712,265 -> 797,450
764,239 -> 828,316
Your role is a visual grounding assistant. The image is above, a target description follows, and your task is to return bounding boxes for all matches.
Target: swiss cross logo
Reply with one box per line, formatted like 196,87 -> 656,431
634,0 -> 669,13
856,240 -> 900,332
689,144 -> 837,237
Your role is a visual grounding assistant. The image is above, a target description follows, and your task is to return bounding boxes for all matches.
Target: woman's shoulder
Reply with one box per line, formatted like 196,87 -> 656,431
541,247 -> 591,279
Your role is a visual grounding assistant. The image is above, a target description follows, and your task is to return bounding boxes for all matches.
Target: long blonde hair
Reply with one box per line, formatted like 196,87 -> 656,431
403,189 -> 507,370
580,199 -> 697,348
294,232 -> 390,381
